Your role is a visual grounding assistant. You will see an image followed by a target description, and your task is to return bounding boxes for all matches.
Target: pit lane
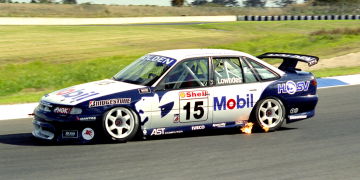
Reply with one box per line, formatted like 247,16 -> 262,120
1,85 -> 360,180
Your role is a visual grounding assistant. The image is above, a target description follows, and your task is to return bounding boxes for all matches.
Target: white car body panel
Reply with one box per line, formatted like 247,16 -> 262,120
41,79 -> 144,106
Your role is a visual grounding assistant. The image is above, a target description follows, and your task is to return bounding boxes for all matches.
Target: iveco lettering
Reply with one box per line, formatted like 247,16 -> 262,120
32,49 -> 319,143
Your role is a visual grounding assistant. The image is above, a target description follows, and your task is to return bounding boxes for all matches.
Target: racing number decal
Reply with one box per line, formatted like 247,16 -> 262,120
183,101 -> 205,120
179,90 -> 208,122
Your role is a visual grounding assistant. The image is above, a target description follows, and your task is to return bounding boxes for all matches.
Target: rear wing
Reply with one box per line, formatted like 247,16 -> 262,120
257,52 -> 319,71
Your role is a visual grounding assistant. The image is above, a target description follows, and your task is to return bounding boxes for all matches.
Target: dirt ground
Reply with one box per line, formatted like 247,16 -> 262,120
298,51 -> 360,71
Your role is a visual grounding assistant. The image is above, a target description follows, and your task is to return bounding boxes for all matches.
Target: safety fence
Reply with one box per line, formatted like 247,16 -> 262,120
237,15 -> 360,21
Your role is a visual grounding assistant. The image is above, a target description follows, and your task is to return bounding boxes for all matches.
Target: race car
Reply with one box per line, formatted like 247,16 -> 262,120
32,49 -> 319,143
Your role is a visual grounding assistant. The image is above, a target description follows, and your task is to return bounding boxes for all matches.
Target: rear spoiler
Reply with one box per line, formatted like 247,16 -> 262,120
257,52 -> 319,71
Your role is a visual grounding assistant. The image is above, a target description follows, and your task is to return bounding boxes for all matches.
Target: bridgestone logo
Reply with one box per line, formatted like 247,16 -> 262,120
89,98 -> 131,108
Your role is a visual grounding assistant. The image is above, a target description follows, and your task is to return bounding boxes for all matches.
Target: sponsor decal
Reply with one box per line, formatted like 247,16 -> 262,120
82,128 -> 95,140
289,115 -> 307,120
89,98 -> 131,108
151,128 -> 165,136
173,114 -> 180,123
179,90 -> 208,99
62,130 -> 78,138
138,88 -> 151,94
217,77 -> 242,85
290,108 -> 299,114
56,88 -> 100,102
191,125 -> 205,130
54,107 -> 72,114
143,55 -> 176,66
77,116 -> 96,121
150,128 -> 183,136
164,130 -> 183,135
278,81 -> 310,95
214,94 -> 254,111
213,123 -> 226,128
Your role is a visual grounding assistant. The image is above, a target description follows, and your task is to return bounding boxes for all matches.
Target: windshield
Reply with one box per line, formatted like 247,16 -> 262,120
113,54 -> 177,86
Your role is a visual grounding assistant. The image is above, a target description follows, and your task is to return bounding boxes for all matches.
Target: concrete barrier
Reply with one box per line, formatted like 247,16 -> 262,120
0,16 -> 236,25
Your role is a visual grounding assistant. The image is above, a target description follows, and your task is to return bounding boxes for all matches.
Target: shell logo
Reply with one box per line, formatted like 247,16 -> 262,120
179,90 -> 208,99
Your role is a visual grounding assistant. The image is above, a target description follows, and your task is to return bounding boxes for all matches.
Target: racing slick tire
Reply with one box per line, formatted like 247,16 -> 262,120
102,107 -> 139,143
254,97 -> 285,132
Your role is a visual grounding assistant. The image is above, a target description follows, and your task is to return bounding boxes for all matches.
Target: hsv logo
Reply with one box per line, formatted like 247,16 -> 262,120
56,88 -> 99,102
278,81 -> 310,95
179,90 -> 208,99
214,94 -> 254,111
54,107 -> 72,114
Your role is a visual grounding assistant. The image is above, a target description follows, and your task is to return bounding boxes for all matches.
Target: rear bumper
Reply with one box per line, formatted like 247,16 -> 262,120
287,110 -> 315,123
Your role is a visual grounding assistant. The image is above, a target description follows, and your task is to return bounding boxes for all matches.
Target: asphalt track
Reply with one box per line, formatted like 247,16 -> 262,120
1,85 -> 360,180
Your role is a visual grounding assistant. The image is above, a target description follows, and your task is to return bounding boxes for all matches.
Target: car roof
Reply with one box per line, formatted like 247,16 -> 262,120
149,49 -> 285,77
150,49 -> 250,60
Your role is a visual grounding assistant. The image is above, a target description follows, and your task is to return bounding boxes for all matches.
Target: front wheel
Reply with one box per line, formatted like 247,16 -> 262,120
102,107 -> 139,142
254,97 -> 285,132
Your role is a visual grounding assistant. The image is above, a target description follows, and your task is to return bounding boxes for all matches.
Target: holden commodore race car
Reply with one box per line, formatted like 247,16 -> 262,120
32,49 -> 319,143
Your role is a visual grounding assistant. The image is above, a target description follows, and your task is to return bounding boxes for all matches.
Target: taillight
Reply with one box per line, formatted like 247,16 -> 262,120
311,79 -> 317,86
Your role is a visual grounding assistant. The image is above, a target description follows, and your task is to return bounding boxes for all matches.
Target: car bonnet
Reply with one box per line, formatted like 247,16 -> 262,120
41,79 -> 145,106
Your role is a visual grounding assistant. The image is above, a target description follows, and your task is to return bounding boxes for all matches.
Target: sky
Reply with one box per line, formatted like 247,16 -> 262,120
14,0 -> 306,7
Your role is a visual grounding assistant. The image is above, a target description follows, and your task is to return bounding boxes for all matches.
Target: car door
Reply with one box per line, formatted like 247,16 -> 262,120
210,57 -> 265,125
150,57 -> 213,129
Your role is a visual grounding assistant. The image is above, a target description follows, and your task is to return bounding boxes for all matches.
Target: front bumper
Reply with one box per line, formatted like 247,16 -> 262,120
32,115 -> 100,143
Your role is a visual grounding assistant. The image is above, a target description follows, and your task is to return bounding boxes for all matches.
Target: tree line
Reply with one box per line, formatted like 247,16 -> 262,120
172,0 -> 360,7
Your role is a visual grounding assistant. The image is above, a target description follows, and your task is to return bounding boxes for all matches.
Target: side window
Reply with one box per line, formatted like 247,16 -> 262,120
240,58 -> 258,83
213,58 -> 243,85
245,57 -> 279,81
159,58 -> 209,90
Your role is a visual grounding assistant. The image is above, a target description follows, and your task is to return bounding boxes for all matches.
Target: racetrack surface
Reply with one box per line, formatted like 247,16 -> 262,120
1,85 -> 360,180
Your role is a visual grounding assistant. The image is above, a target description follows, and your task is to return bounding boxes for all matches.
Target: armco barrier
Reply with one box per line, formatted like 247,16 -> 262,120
237,15 -> 360,21
0,15 -> 358,25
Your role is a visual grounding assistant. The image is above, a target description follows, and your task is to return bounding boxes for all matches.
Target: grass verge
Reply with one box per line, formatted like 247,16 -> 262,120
0,21 -> 359,104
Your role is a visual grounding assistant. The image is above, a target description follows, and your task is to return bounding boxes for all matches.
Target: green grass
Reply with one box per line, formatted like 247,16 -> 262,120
0,20 -> 359,104
311,66 -> 360,78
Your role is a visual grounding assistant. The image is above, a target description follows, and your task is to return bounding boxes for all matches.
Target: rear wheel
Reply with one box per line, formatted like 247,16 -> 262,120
102,107 -> 139,142
255,97 -> 285,131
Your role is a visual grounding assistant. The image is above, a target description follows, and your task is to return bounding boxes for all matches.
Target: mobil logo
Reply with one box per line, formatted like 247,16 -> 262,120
214,94 -> 254,111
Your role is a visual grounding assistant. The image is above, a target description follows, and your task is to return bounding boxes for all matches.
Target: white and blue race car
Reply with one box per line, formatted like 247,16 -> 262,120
32,49 -> 319,143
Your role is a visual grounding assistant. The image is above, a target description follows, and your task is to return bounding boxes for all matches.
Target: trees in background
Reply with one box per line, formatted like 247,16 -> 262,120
62,0 -> 77,4
243,0 -> 266,7
191,0 -> 239,6
274,0 -> 296,7
212,0 -> 238,6
191,0 -> 208,5
311,0 -> 360,5
171,0 -> 185,6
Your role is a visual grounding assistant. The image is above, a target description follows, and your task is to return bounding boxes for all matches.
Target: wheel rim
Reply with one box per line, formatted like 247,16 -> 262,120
105,107 -> 135,139
258,99 -> 284,128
